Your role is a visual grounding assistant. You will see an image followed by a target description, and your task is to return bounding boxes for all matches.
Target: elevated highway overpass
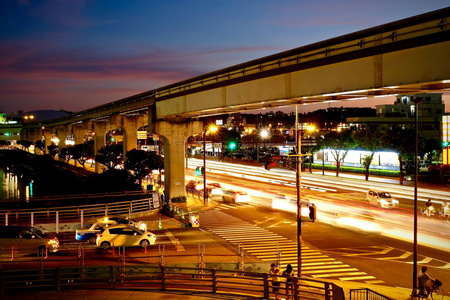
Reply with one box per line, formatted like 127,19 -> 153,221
14,7 -> 450,200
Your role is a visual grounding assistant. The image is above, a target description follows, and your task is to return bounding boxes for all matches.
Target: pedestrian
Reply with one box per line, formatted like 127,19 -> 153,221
269,263 -> 281,300
282,264 -> 295,299
309,203 -> 316,222
418,266 -> 434,296
425,199 -> 433,216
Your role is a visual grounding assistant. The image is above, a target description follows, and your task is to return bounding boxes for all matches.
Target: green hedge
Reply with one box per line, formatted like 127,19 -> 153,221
305,163 -> 403,178
170,196 -> 187,203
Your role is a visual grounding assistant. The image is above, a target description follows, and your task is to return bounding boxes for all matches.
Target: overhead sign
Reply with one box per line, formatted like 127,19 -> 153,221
137,131 -> 147,139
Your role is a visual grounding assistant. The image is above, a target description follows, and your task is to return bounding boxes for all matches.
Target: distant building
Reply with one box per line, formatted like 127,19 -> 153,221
0,110 -> 71,143
347,93 -> 444,140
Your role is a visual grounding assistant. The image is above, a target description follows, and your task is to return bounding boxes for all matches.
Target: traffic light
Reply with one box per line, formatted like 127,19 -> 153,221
443,141 -> 449,148
201,166 -> 205,175
195,167 -> 200,176
228,141 -> 237,150
4,133 -> 10,136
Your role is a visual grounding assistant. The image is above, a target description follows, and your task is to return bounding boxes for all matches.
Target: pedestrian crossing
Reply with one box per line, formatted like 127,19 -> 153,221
214,202 -> 255,211
200,209 -> 385,284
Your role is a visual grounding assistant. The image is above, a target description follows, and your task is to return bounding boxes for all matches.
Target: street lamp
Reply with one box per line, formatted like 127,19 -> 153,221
203,125 -> 218,205
307,125 -> 315,173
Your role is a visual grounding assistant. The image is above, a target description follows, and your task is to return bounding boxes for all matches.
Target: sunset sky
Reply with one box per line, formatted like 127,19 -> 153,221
1,0 -> 449,115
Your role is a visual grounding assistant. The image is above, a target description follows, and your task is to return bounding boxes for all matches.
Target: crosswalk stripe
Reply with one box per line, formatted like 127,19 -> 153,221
313,272 -> 367,278
339,276 -> 377,281
200,209 -> 382,284
302,265 -> 351,270
303,268 -> 359,274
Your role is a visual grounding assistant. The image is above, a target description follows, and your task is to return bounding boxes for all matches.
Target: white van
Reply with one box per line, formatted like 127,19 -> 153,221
366,190 -> 399,208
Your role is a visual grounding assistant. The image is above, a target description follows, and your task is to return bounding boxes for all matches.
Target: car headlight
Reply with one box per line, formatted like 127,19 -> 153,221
380,199 -> 388,205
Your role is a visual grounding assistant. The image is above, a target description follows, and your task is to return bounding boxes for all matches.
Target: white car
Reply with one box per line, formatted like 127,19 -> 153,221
96,225 -> 156,250
366,189 -> 399,208
222,190 -> 251,204
76,220 -> 117,244
93,216 -> 147,231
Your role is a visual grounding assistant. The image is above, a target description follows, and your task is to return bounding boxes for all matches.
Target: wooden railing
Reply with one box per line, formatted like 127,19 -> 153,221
0,264 -> 345,299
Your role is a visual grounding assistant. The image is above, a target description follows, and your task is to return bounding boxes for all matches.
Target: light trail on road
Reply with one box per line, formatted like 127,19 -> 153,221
186,158 -> 450,252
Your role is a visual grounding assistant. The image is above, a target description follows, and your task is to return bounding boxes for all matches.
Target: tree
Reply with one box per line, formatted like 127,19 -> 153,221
17,140 -> 33,152
72,141 -> 95,169
125,149 -> 164,187
421,138 -> 441,165
353,129 -> 383,181
381,129 -> 424,185
35,140 -> 45,155
47,143 -> 58,159
95,144 -> 124,171
323,130 -> 356,177
60,146 -> 74,163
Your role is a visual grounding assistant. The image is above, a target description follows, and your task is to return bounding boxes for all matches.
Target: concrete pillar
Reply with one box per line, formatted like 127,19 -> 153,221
155,120 -> 202,200
93,123 -> 107,173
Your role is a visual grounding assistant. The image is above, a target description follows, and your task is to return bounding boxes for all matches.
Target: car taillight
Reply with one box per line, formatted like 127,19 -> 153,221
98,234 -> 102,238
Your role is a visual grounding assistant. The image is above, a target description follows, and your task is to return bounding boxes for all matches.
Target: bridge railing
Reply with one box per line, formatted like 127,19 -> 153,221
349,288 -> 393,300
0,264 -> 345,299
0,197 -> 159,225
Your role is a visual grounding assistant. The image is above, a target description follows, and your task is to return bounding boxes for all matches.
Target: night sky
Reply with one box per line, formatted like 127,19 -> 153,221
1,0 -> 449,115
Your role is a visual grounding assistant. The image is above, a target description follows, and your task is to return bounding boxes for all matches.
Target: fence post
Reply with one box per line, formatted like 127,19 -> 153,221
263,273 -> 269,299
80,210 -> 84,228
56,211 -> 59,234
212,269 -> 217,294
4,213 -> 7,226
56,267 -> 61,291
160,265 -> 166,291
324,282 -> 331,300
31,212 -> 34,227
0,270 -> 4,295
109,266 -> 115,289
293,277 -> 299,300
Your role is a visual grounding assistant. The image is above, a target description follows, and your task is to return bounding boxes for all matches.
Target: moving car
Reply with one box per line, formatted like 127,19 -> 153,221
0,225 -> 59,255
206,183 -> 223,196
222,190 -> 251,204
96,225 -> 156,250
366,189 -> 399,207
76,219 -> 117,244
186,179 -> 204,190
93,216 -> 147,231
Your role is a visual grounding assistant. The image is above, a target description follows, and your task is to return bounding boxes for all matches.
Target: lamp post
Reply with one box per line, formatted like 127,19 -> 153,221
412,97 -> 421,292
203,125 -> 217,205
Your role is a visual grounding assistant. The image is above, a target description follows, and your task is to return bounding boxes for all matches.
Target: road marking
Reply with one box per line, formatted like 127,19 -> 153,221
339,275 -> 377,281
200,209 -> 383,284
165,231 -> 185,251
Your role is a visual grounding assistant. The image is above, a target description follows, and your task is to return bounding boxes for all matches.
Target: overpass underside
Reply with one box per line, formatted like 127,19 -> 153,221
21,8 -> 450,201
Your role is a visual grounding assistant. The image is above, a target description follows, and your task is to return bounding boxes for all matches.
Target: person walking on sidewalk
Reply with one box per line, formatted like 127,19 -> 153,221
269,263 -> 281,300
282,264 -> 295,299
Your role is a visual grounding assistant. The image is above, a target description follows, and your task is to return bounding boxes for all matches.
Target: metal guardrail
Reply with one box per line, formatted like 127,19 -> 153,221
0,197 -> 159,225
0,264 -> 345,299
349,288 -> 393,300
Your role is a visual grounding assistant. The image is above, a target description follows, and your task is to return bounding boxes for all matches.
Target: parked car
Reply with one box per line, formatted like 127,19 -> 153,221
76,220 -> 117,244
222,190 -> 251,204
0,225 -> 59,255
96,225 -> 156,250
366,189 -> 399,208
93,216 -> 147,231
